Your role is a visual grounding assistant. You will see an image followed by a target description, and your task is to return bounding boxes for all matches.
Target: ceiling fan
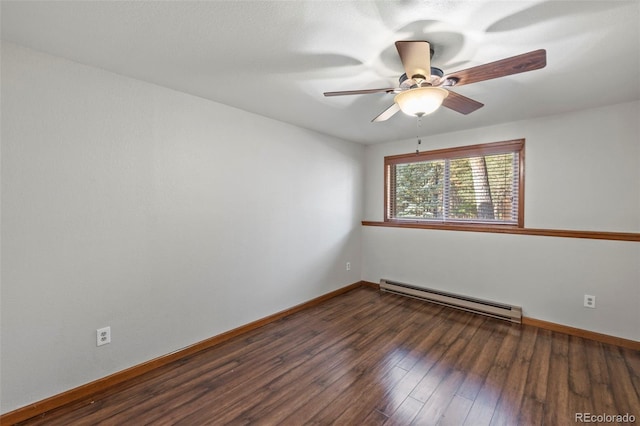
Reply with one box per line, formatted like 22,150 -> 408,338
324,41 -> 546,122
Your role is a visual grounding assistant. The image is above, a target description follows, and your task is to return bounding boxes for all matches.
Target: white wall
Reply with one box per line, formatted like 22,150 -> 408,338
363,101 -> 640,341
0,42 -> 364,413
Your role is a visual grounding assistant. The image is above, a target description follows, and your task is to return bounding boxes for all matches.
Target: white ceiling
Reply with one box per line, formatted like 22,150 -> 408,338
2,0 -> 639,144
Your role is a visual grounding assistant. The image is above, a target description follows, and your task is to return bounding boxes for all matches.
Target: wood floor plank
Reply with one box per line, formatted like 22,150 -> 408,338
307,298 -> 439,424
384,396 -> 423,426
332,366 -> 409,425
394,304 -> 447,371
278,296 -> 433,424
438,394 -> 473,426
237,321 -> 407,425
411,369 -> 465,425
375,308 -> 463,417
489,325 -> 538,426
568,335 -> 592,398
621,346 -> 640,397
604,345 -> 640,415
517,326 -> 551,426
521,327 -> 552,404
589,383 -> 618,422
114,328 -> 323,425
362,408 -> 390,425
249,357 -> 354,424
455,322 -> 511,401
589,341 -> 623,419
451,317 -> 495,372
409,313 -> 477,403
462,325 -> 520,426
517,396 -> 545,426
566,335 -> 594,419
462,366 -> 509,426
583,339 -> 609,385
14,287 -> 640,426
174,294 -> 406,425
543,332 -> 571,426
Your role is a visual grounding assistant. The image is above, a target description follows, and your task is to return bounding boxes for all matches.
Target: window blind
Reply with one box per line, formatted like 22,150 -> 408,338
385,140 -> 524,226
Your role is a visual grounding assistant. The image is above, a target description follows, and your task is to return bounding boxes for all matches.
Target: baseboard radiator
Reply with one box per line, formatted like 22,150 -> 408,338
379,279 -> 522,323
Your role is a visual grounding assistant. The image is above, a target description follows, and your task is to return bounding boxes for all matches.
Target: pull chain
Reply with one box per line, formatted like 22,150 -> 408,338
415,116 -> 423,154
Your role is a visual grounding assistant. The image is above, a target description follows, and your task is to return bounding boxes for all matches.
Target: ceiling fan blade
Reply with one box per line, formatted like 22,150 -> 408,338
395,41 -> 431,80
444,49 -> 546,87
324,88 -> 396,97
372,103 -> 400,122
442,90 -> 484,115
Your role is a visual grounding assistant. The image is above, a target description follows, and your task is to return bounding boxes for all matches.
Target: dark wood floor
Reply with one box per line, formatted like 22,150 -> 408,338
18,287 -> 640,425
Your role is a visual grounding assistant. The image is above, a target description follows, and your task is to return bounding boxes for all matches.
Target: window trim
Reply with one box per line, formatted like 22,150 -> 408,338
384,139 -> 525,228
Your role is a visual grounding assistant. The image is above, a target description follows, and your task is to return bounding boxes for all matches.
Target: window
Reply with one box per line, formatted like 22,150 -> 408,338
385,139 -> 524,227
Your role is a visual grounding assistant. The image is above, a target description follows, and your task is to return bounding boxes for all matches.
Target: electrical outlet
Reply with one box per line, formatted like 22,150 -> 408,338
97,326 -> 111,346
346,262 -> 351,271
584,295 -> 596,309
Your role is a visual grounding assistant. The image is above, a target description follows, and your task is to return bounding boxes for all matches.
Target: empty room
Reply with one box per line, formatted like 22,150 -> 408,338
1,1 -> 639,425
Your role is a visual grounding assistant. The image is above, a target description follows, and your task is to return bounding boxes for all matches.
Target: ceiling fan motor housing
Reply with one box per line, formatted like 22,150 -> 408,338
399,67 -> 444,87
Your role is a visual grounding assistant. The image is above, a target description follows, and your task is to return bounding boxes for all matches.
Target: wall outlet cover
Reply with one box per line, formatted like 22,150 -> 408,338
97,326 -> 111,346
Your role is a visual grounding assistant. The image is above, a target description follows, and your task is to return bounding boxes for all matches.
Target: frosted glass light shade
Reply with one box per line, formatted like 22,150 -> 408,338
394,87 -> 449,117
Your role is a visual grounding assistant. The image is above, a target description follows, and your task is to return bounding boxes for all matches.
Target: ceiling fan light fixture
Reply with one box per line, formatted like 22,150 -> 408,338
394,87 -> 449,117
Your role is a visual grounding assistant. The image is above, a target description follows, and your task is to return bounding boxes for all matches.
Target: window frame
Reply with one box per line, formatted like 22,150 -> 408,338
384,139 -> 525,228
